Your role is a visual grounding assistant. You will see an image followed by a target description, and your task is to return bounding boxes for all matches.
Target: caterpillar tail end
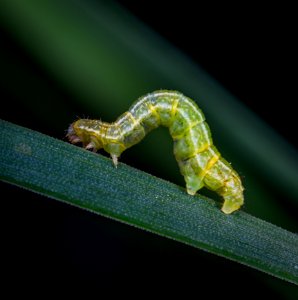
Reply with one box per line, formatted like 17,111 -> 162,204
221,196 -> 244,214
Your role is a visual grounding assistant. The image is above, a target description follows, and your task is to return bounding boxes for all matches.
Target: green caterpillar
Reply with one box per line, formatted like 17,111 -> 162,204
67,90 -> 244,214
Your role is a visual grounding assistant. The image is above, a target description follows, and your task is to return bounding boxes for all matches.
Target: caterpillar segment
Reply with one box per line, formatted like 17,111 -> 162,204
67,90 -> 244,214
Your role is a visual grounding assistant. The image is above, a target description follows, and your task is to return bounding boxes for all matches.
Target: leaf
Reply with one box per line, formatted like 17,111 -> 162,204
1,119 -> 297,284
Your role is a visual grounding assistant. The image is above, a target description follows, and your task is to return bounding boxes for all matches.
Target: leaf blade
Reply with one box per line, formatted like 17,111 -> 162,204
1,119 -> 298,284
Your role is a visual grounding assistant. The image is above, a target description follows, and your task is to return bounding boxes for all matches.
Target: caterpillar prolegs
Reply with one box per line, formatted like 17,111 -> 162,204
67,90 -> 244,214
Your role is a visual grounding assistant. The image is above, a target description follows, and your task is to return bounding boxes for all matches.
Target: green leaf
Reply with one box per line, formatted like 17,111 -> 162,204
1,119 -> 297,285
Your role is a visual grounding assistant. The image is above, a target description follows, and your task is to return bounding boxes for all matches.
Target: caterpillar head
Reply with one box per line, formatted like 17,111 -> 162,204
67,119 -> 124,166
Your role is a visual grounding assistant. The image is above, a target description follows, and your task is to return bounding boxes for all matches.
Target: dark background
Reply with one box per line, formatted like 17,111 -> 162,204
116,1 -> 297,148
1,1 -> 297,298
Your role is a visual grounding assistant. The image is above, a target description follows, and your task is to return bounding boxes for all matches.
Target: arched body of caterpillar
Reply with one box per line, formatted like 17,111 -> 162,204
67,90 -> 244,214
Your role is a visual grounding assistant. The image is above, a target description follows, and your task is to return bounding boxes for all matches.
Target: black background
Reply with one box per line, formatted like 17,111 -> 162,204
116,1 -> 297,149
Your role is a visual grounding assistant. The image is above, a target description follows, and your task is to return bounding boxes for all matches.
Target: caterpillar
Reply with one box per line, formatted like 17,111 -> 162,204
67,90 -> 244,214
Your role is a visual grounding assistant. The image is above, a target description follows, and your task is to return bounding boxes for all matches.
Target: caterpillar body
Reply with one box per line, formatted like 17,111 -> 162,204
67,90 -> 244,214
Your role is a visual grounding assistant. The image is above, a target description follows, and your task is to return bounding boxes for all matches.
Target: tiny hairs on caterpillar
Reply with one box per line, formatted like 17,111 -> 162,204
67,90 -> 244,214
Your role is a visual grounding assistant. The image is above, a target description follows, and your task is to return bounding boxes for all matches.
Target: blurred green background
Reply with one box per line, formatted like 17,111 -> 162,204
1,0 -> 297,297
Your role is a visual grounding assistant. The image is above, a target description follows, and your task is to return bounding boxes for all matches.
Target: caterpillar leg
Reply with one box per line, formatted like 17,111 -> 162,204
185,174 -> 204,195
111,154 -> 119,167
